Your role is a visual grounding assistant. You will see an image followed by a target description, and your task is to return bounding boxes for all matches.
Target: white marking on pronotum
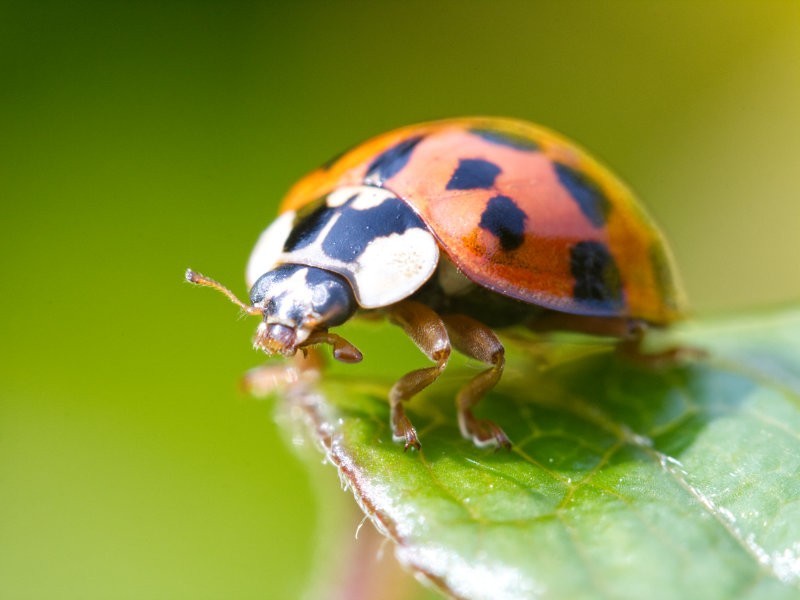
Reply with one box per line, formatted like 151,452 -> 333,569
246,210 -> 296,288
326,187 -> 354,207
328,185 -> 396,210
347,228 -> 439,307
275,188 -> 439,309
247,186 -> 398,288
348,186 -> 397,210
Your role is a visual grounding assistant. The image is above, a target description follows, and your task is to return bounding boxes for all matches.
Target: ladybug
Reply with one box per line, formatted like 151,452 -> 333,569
186,117 -> 684,450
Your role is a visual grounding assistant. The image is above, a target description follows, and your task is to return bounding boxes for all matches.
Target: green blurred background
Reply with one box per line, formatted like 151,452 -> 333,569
1,1 -> 799,598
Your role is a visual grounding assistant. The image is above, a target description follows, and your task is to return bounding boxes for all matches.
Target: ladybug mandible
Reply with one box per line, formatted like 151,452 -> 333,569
187,117 -> 684,450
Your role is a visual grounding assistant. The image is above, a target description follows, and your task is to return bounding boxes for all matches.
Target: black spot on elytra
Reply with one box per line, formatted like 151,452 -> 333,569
446,158 -> 502,190
554,163 -> 611,228
469,128 -> 539,151
322,197 -> 427,262
364,136 -> 424,186
570,241 -> 624,310
283,199 -> 343,252
478,195 -> 527,251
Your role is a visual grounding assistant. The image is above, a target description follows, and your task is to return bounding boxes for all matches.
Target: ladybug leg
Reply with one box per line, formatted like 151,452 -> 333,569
528,312 -> 633,337
442,315 -> 511,449
242,332 -> 362,397
386,301 -> 451,451
301,330 -> 363,363
617,320 -> 706,365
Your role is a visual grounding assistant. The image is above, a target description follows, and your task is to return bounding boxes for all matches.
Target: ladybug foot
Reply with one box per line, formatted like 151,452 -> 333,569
391,410 -> 421,451
459,413 -> 511,450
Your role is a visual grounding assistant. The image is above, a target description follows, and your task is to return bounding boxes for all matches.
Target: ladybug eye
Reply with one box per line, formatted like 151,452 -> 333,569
305,268 -> 357,327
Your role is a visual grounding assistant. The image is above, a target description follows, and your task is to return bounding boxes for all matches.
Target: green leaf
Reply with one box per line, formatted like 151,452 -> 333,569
283,307 -> 800,600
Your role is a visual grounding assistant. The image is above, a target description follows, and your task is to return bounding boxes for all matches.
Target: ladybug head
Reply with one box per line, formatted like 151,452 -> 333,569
185,265 -> 356,357
248,264 -> 356,355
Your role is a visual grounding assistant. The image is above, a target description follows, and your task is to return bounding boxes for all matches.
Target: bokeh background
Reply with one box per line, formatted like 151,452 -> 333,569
2,1 -> 799,598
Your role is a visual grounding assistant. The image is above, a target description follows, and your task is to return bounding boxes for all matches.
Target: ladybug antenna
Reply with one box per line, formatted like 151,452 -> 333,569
185,268 -> 263,316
